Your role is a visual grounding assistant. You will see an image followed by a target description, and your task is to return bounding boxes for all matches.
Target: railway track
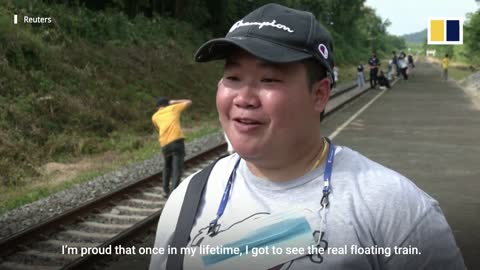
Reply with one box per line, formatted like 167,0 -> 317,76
0,81 -> 369,270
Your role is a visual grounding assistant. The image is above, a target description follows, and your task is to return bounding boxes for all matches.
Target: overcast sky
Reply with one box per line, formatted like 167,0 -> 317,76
364,0 -> 479,36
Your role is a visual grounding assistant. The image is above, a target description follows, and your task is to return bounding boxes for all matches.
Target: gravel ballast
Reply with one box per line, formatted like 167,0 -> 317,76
0,132 -> 225,240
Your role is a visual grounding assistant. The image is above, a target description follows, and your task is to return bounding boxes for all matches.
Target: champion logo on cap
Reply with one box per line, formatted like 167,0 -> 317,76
318,44 -> 328,59
229,19 -> 294,33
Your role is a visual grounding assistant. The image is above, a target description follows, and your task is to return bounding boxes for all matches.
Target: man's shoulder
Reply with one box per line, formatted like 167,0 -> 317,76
335,146 -> 439,235
152,109 -> 161,117
335,146 -> 395,174
335,146 -> 436,205
152,109 -> 164,123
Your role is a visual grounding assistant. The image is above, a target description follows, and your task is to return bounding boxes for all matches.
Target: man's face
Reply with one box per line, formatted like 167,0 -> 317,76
216,49 -> 329,163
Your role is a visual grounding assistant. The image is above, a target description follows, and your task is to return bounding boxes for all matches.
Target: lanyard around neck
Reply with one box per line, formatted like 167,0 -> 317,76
321,137 -> 335,208
207,139 -> 335,236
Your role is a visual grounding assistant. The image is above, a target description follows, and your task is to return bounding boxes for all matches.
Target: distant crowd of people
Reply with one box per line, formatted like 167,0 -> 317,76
354,50 -> 415,90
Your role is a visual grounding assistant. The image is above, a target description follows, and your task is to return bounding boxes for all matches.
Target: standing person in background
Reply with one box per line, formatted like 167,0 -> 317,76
407,55 -> 415,76
442,54 -> 449,80
333,66 -> 339,86
357,63 -> 365,88
368,52 -> 379,88
398,52 -> 408,80
387,59 -> 393,81
392,51 -> 399,78
152,97 -> 192,196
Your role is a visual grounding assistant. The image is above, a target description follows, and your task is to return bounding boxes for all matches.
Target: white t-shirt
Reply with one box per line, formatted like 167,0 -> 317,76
398,58 -> 408,69
150,146 -> 465,270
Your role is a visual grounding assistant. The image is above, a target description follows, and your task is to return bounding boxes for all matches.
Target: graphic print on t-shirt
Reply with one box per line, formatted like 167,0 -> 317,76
188,210 -> 329,270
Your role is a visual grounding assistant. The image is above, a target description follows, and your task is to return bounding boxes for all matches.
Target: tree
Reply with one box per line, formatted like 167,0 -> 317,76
464,11 -> 480,63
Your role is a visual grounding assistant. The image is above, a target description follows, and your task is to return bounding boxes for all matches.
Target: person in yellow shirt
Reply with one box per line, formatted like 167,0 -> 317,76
442,54 -> 449,80
152,97 -> 192,195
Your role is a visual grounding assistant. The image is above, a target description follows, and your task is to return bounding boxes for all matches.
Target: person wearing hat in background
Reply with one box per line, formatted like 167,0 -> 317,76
357,63 -> 365,88
377,70 -> 391,89
368,52 -> 380,89
152,97 -> 192,196
398,52 -> 409,80
150,3 -> 465,270
442,54 -> 450,80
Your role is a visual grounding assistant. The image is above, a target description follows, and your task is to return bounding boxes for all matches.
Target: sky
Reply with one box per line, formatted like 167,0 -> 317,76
365,0 -> 479,36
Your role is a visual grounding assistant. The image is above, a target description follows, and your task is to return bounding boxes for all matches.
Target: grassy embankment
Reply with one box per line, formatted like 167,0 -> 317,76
426,57 -> 478,81
0,3 -> 376,214
410,41 -> 479,81
0,2 -> 224,214
450,67 -> 477,81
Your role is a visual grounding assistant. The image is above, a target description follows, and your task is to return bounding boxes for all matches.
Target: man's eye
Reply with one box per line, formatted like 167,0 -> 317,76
261,78 -> 281,83
225,76 -> 239,81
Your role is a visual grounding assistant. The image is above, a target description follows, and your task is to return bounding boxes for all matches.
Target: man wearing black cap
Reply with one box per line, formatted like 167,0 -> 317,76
368,52 -> 380,89
150,4 -> 465,270
152,97 -> 192,196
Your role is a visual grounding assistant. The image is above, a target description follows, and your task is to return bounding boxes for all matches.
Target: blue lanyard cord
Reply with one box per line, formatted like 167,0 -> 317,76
208,157 -> 241,236
208,139 -> 336,236
321,138 -> 335,208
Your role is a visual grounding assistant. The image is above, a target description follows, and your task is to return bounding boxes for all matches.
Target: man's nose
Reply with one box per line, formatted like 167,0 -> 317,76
233,83 -> 261,109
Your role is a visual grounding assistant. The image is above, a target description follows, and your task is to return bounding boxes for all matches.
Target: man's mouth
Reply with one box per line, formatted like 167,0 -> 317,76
234,118 -> 261,125
232,117 -> 263,132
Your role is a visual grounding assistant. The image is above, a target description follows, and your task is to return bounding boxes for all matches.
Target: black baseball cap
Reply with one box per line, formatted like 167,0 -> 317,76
194,3 -> 334,82
156,97 -> 170,107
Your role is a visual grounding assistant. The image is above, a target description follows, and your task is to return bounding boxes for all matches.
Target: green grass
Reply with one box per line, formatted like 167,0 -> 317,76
0,0 -> 225,211
0,1 -> 394,214
0,117 -> 221,214
337,64 -> 358,83
1,187 -> 51,214
0,173 -> 103,214
449,67 -> 476,81
425,56 -> 478,82
0,2 -> 223,187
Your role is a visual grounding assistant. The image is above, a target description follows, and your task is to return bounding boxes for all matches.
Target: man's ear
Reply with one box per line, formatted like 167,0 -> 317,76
312,78 -> 331,113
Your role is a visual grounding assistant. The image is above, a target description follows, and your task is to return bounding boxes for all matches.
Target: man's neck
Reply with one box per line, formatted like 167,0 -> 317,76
245,138 -> 326,182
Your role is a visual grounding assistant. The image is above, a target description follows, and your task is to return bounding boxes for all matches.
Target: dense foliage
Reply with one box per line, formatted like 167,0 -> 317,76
19,0 -> 407,63
0,1 -> 222,184
464,11 -> 480,64
0,0 -> 406,185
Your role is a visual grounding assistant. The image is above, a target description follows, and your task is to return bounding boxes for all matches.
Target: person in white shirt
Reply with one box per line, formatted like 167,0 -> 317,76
150,4 -> 465,270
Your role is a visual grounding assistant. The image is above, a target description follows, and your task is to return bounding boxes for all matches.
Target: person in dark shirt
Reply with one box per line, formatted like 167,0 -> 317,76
368,53 -> 379,88
407,55 -> 415,76
357,63 -> 364,88
392,51 -> 399,77
398,52 -> 408,80
378,70 -> 391,89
